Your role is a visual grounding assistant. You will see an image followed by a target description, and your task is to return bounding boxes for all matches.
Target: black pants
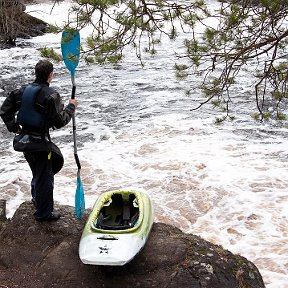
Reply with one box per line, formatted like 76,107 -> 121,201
24,151 -> 54,220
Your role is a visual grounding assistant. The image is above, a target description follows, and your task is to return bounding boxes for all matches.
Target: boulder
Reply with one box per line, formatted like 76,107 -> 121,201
0,201 -> 265,288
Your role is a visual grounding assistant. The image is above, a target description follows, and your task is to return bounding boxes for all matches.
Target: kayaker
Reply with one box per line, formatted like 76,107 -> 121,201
0,60 -> 78,222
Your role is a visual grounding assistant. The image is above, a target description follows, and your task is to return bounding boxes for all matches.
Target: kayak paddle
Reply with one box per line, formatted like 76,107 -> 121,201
61,28 -> 85,219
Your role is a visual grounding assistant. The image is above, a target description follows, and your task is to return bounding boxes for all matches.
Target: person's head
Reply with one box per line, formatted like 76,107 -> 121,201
35,60 -> 54,83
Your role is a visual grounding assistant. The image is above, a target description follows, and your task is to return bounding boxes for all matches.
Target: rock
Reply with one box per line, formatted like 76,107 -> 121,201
0,199 -> 6,222
0,201 -> 265,288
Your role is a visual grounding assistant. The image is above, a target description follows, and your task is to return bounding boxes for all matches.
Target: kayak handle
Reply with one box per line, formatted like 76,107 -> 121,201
97,235 -> 119,241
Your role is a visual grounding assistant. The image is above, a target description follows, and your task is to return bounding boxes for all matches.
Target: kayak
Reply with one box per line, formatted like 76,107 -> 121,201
79,189 -> 154,266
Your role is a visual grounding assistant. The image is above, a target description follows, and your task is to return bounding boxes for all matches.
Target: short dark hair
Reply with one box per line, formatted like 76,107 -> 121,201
35,60 -> 53,82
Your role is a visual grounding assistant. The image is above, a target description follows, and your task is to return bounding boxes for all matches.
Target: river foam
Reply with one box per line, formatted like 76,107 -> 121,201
0,2 -> 287,287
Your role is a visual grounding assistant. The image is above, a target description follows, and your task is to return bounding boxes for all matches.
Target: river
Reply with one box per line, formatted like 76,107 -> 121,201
0,1 -> 287,287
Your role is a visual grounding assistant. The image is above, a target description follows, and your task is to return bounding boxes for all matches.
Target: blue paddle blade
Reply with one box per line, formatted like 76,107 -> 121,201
61,29 -> 80,76
75,174 -> 85,219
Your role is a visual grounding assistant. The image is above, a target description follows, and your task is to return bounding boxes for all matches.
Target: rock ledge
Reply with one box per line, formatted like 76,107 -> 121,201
0,202 -> 265,288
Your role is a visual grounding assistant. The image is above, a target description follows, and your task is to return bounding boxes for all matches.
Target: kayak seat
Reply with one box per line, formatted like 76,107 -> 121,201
122,200 -> 130,225
94,193 -> 139,230
94,194 -> 129,230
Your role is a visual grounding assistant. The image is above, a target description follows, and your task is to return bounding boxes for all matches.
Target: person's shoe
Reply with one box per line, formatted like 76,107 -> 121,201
47,211 -> 61,221
36,212 -> 61,222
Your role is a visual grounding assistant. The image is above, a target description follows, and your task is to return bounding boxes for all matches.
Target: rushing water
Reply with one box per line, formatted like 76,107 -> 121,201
0,1 -> 288,287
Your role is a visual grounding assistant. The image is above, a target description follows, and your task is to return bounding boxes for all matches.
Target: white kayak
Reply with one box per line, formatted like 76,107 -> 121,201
79,189 -> 154,266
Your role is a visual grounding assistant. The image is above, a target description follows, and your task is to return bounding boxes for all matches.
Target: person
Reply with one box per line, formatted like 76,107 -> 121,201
0,60 -> 78,222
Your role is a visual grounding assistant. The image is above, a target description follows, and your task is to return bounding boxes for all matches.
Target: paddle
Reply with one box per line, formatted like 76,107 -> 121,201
61,28 -> 85,219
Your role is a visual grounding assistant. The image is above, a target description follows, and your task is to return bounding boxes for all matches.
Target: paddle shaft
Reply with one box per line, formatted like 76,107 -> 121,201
71,75 -> 81,171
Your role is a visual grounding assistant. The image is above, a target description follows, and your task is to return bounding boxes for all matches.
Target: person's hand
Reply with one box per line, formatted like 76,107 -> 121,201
69,98 -> 78,108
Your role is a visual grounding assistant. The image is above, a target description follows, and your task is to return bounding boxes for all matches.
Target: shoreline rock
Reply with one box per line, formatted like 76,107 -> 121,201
0,201 -> 265,288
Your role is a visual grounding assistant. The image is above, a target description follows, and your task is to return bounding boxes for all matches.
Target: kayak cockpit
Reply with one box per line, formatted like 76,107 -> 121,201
93,193 -> 140,231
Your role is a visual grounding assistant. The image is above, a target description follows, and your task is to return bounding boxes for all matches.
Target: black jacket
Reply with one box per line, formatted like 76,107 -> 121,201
0,80 -> 75,134
0,80 -> 75,174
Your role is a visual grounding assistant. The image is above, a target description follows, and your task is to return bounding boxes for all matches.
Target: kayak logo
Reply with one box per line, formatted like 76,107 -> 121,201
99,244 -> 110,254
